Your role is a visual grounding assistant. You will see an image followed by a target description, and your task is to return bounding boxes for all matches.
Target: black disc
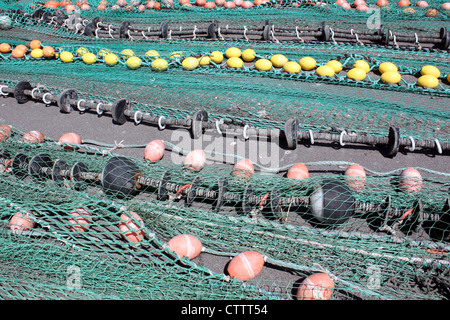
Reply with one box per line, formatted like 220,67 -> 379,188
160,22 -> 168,38
11,153 -> 29,178
441,28 -> 450,50
70,162 -> 88,190
31,8 -> 44,19
191,110 -> 208,139
41,11 -> 52,23
186,176 -> 199,206
119,21 -> 131,38
157,171 -> 170,201
101,156 -> 140,198
284,118 -> 299,150
55,13 -> 68,26
28,154 -> 52,179
309,179 -> 355,226
262,24 -> 270,41
13,81 -> 32,104
207,22 -> 217,39
320,23 -> 330,41
57,89 -> 77,113
112,99 -> 129,125
83,21 -> 97,37
214,177 -> 228,212
269,187 -> 283,220
242,183 -> 254,216
51,159 -> 68,182
384,126 -> 400,158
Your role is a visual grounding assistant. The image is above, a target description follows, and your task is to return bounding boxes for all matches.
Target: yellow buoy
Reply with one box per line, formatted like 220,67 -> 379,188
182,57 -> 199,70
283,61 -> 301,74
59,51 -> 74,63
77,47 -> 89,56
198,56 -> 211,66
346,67 -> 367,81
420,65 -> 440,78
151,58 -> 169,71
126,56 -> 142,70
326,60 -> 343,73
227,57 -> 244,69
120,49 -> 135,59
353,60 -> 370,73
30,48 -> 44,59
254,59 -> 273,71
104,53 -> 119,66
169,51 -> 184,60
417,75 -> 439,89
380,70 -> 402,84
316,65 -> 335,77
299,57 -> 316,71
82,52 -> 97,64
97,49 -> 111,58
225,47 -> 241,59
210,51 -> 224,64
378,62 -> 398,74
145,50 -> 160,58
242,49 -> 256,62
270,54 -> 288,68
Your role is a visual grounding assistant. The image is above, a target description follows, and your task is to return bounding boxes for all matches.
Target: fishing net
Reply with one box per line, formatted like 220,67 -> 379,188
0,124 -> 449,300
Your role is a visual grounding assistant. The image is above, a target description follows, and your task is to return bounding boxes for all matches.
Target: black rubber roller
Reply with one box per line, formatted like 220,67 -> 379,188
101,156 -> 140,198
13,81 -> 32,104
309,179 -> 355,226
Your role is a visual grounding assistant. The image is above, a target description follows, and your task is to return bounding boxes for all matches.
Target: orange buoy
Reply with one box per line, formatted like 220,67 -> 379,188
68,207 -> 92,232
168,234 -> 203,259
344,164 -> 366,191
227,251 -> 265,281
232,159 -> 254,179
241,0 -> 253,7
297,272 -> 335,300
23,130 -> 45,143
399,167 -> 422,193
118,211 -> 145,243
0,125 -> 12,142
59,132 -> 82,150
10,212 -> 35,232
42,46 -> 56,58
224,1 -> 236,8
215,0 -> 225,5
29,40 -> 42,50
0,43 -> 11,53
287,163 -> 309,180
44,0 -> 60,8
204,1 -> 216,8
184,149 -> 206,172
11,48 -> 26,59
144,139 -> 165,162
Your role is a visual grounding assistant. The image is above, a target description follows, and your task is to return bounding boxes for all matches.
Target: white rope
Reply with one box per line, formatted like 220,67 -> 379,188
243,125 -> 250,140
42,93 -> 52,105
158,116 -> 166,130
0,85 -> 7,96
215,120 -> 223,135
340,130 -> 347,146
77,99 -> 86,111
308,129 -> 314,145
134,111 -> 143,124
96,103 -> 104,116
434,139 -> 442,154
408,136 -> 416,152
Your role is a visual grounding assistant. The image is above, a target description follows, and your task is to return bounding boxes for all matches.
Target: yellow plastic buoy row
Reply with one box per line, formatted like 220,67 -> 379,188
8,41 -> 447,90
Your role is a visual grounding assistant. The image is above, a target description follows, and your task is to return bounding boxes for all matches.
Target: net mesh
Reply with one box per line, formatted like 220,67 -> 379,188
0,125 -> 449,300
